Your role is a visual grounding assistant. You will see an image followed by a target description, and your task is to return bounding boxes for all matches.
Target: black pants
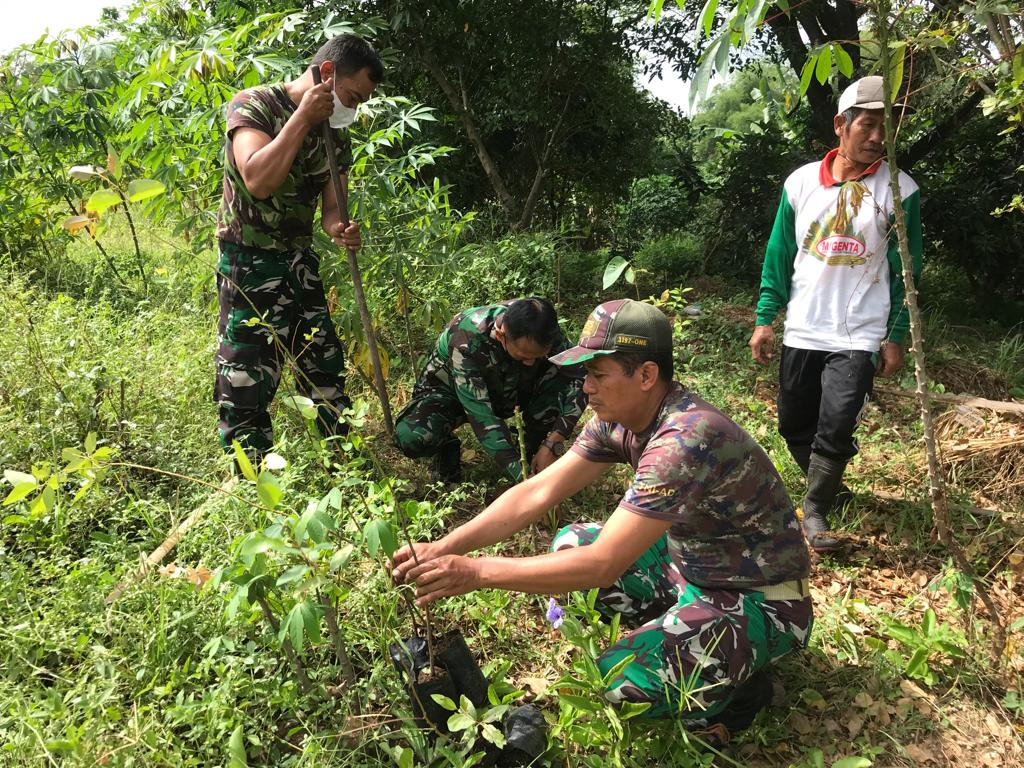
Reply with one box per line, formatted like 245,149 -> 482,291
777,346 -> 875,462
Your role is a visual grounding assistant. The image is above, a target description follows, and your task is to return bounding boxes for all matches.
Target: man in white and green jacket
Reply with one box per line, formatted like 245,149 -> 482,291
749,76 -> 922,551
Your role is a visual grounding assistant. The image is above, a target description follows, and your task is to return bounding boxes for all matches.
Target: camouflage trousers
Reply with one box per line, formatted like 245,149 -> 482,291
393,385 -> 553,466
214,241 -> 351,455
551,522 -> 813,720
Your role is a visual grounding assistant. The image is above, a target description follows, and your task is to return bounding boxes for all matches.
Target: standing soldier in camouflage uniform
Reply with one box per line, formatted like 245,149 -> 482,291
392,299 -> 813,739
394,298 -> 586,483
214,35 -> 383,463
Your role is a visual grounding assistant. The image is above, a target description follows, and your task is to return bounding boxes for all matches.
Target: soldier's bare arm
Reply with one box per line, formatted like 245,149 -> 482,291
402,506 -> 671,605
233,79 -> 334,199
391,451 -> 608,581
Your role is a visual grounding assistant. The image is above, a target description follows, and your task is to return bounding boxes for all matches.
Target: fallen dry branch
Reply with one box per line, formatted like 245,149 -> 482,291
105,477 -> 238,604
875,385 -> 1024,415
872,489 -> 1002,518
934,408 -> 1024,502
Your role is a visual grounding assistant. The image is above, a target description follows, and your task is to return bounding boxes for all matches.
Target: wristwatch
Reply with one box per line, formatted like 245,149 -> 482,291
541,437 -> 566,457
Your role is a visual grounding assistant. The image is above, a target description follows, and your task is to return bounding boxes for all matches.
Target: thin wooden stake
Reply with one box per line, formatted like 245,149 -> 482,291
875,1 -> 1005,665
310,65 -> 394,435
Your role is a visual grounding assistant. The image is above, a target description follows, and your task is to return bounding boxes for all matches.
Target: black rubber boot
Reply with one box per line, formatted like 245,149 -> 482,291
802,452 -> 846,551
789,443 -> 854,513
430,437 -> 462,484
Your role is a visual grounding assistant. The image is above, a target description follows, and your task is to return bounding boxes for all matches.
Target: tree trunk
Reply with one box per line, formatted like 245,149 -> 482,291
418,48 -> 516,215
516,93 -> 572,230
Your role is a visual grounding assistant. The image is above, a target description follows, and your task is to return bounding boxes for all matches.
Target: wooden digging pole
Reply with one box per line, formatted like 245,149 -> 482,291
311,65 -> 394,435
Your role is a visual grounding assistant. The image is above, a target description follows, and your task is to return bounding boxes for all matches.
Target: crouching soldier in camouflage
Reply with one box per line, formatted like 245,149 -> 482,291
394,298 -> 586,483
214,35 -> 383,463
392,299 -> 813,741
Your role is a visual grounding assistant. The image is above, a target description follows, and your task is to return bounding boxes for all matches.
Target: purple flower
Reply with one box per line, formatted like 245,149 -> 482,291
546,598 -> 565,629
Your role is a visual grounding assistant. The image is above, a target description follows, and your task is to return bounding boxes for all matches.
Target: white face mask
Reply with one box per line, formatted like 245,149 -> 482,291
329,91 -> 357,129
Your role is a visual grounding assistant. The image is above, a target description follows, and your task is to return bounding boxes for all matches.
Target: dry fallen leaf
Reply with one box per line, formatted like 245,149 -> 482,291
520,676 -> 551,696
186,566 -> 212,588
905,743 -> 936,765
900,679 -> 930,700
790,711 -> 813,735
853,691 -> 874,708
846,714 -> 864,739
911,569 -> 929,588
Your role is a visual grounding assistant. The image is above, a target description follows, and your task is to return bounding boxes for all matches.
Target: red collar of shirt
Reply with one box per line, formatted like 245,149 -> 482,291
819,148 -> 882,187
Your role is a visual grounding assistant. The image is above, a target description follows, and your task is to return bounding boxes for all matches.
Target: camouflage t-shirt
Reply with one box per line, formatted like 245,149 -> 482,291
216,84 -> 352,251
417,302 -> 587,480
573,383 -> 810,588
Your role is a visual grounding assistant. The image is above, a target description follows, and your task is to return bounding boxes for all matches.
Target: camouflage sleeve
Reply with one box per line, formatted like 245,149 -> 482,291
533,363 -> 586,437
570,415 -> 621,463
226,90 -> 275,139
450,343 -> 523,481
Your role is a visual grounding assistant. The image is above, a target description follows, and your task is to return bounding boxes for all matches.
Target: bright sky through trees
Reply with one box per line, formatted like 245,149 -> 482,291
2,0 -> 125,54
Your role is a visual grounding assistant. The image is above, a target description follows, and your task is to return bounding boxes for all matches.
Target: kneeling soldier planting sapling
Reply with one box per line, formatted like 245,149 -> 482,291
392,299 -> 814,741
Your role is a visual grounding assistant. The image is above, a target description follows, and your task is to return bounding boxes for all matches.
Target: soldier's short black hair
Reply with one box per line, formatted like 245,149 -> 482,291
502,297 -> 559,348
311,35 -> 384,83
612,349 -> 674,383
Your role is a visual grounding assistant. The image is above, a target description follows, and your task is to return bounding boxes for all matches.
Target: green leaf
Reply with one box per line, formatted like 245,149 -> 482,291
447,713 -> 475,732
4,470 -> 36,487
3,482 -> 37,506
256,472 -> 282,509
397,747 -> 414,768
329,544 -> 355,572
619,701 -> 651,719
815,44 -> 832,85
238,534 -> 286,559
480,721 -> 506,748
602,256 -> 630,289
276,564 -> 310,587
888,43 -> 906,101
624,266 -> 635,284
558,693 -> 602,712
232,441 -> 257,481
85,189 -> 122,216
835,45 -> 854,78
301,600 -> 322,643
905,647 -> 930,678
127,179 -> 166,202
601,653 -> 636,688
921,608 -> 936,637
363,519 -> 396,558
799,55 -> 816,96
432,694 -> 457,711
698,0 -> 718,38
85,432 -> 97,454
281,395 -> 318,420
228,724 -> 248,768
832,758 -> 872,768
279,602 -> 311,651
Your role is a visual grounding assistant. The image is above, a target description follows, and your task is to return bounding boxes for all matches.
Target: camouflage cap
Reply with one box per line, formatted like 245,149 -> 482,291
550,299 -> 673,366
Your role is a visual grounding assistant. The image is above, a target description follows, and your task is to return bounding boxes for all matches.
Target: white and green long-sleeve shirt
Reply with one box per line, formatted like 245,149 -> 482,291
755,149 -> 922,352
